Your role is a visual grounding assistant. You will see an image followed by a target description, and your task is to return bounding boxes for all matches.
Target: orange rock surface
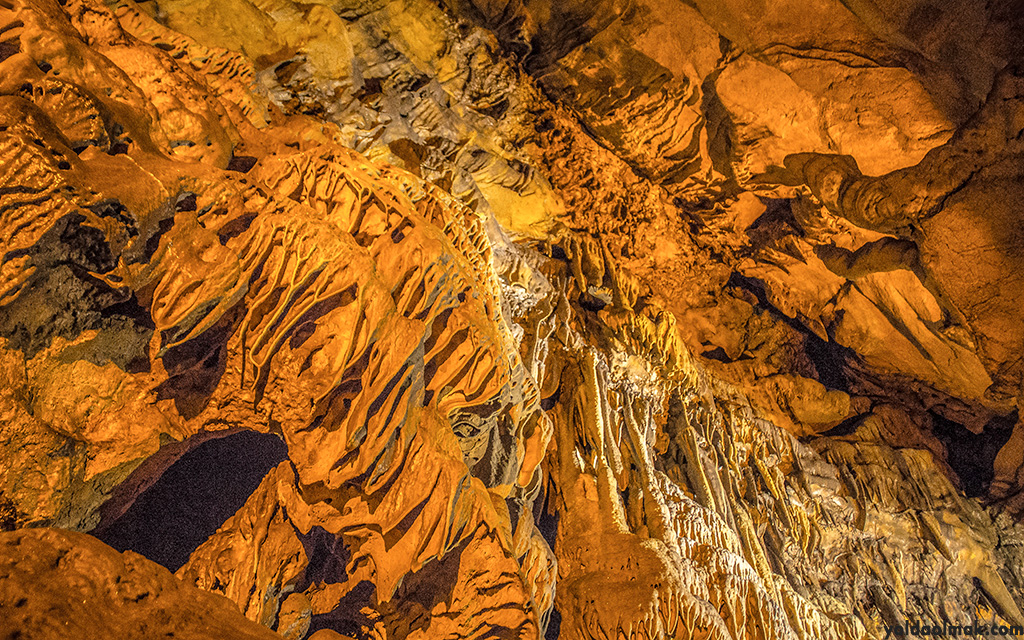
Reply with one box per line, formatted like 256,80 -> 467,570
1,0 -> 1023,638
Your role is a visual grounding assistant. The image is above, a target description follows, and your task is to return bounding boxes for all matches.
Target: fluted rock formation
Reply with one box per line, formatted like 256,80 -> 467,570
1,0 -> 1023,638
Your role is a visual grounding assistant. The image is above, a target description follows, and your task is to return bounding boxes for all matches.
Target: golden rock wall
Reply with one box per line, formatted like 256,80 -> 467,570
0,0 -> 1023,638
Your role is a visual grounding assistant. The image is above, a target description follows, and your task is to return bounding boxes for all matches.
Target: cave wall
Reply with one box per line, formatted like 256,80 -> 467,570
0,0 -> 1023,638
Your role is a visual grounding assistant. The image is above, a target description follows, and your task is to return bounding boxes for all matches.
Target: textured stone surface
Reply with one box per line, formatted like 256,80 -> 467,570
0,0 -> 1023,637
0,528 -> 283,640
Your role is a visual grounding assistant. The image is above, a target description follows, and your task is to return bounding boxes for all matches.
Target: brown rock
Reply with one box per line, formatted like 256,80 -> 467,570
0,528 -> 282,640
1,0 -> 1024,638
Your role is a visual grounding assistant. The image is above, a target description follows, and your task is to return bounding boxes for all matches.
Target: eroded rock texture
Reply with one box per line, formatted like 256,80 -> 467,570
0,528 -> 284,640
0,0 -> 1023,638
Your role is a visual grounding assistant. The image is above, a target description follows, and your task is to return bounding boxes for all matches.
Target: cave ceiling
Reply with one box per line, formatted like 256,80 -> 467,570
0,0 -> 1023,638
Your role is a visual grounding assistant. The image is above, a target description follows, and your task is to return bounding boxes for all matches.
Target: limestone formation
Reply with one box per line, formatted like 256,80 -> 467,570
0,528 -> 284,640
0,0 -> 1022,638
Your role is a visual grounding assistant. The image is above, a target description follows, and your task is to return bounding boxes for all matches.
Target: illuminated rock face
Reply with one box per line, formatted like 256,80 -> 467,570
0,0 -> 1023,639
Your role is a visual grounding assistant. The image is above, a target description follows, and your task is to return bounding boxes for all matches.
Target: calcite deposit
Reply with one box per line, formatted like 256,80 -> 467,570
0,0 -> 1022,638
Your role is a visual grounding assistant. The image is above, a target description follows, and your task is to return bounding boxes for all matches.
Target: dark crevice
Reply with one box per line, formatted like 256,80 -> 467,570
931,410 -> 1016,497
803,331 -> 851,393
540,384 -> 560,411
226,155 -> 258,173
536,481 -> 559,552
297,525 -> 350,591
545,606 -> 562,640
92,430 -> 288,571
745,198 -> 804,246
0,213 -> 152,364
727,271 -> 853,392
701,346 -> 731,363
819,412 -> 869,438
308,581 -> 377,638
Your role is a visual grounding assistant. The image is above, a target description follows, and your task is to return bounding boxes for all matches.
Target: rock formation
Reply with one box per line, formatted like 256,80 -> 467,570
0,0 -> 1022,638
